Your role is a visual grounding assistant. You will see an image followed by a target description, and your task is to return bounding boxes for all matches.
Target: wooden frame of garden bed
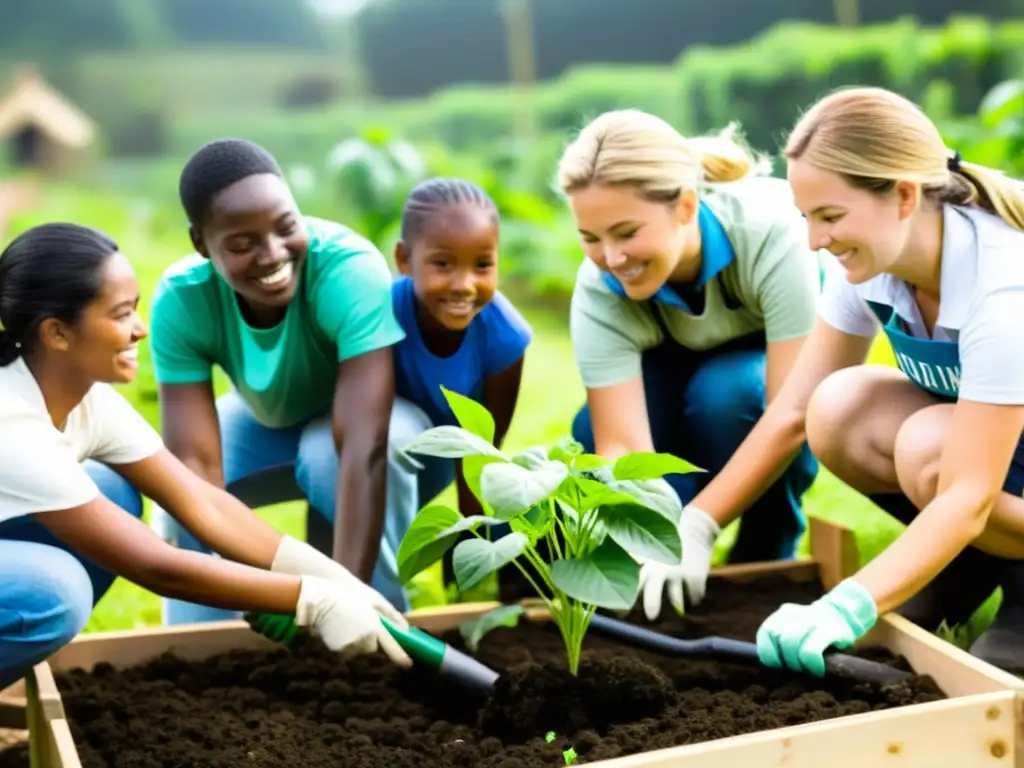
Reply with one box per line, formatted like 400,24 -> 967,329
22,517 -> 1024,768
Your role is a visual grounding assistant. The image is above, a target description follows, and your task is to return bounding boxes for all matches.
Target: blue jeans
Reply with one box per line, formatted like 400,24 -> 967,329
155,391 -> 453,624
0,461 -> 143,689
572,336 -> 818,562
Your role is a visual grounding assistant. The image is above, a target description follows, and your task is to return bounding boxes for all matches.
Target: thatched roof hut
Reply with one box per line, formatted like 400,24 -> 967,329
0,65 -> 97,173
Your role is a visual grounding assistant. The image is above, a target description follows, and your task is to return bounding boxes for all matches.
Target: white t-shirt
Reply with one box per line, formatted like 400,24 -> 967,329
0,357 -> 163,525
820,204 -> 1024,405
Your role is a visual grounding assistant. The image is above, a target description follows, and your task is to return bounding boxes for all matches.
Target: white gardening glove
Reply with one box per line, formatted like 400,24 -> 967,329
638,505 -> 720,621
271,535 -> 409,630
294,575 -> 412,667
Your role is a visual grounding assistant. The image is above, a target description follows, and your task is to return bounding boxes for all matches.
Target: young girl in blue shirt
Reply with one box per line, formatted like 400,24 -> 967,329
388,178 -> 533,596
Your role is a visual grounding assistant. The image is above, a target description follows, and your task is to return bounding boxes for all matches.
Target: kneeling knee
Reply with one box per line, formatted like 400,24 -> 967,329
805,369 -> 866,465
24,560 -> 93,650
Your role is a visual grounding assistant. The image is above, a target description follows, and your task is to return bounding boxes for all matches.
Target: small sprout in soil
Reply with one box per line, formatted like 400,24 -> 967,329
396,387 -> 702,675
545,731 -> 556,743
563,746 -> 578,765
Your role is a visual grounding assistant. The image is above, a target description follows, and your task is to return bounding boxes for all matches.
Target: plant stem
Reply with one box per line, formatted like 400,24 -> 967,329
520,545 -> 557,594
509,556 -> 552,602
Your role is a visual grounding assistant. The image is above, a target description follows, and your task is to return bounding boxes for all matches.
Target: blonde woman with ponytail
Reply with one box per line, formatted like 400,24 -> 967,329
694,85 -> 1024,675
558,109 -> 825,621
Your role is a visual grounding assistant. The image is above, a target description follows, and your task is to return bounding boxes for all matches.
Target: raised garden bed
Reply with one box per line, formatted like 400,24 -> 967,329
15,519 -> 1024,768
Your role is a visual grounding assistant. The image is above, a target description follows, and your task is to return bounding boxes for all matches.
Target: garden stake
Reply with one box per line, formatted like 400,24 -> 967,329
582,613 -> 912,685
246,613 -> 500,696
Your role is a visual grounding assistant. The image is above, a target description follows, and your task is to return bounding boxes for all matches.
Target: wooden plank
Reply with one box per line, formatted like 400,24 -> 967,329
866,614 -> 1024,698
47,621 -> 274,673
711,558 -> 819,582
592,690 -> 1017,768
809,516 -> 860,590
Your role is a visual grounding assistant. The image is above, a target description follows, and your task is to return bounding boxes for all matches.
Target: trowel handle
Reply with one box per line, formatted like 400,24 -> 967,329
247,612 -> 449,670
378,617 -> 446,668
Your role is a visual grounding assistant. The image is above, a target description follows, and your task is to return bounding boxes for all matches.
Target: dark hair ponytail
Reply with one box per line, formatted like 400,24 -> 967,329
0,223 -> 118,366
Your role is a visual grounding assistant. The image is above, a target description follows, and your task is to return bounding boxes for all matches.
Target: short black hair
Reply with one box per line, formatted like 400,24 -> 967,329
0,223 -> 118,366
179,138 -> 284,226
400,177 -> 498,244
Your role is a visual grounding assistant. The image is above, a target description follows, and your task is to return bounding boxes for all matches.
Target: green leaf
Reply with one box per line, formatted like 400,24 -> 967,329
548,436 -> 584,463
607,479 -> 683,526
437,515 -> 504,539
512,446 -> 550,470
458,604 -> 525,652
980,79 -> 1024,129
453,533 -> 529,591
613,452 -> 702,481
510,502 -> 553,541
481,460 -> 569,520
570,477 -> 645,510
550,538 -> 640,611
461,454 -> 506,508
396,505 -> 463,583
402,425 -> 507,460
573,453 -> 611,471
602,503 -> 682,565
442,387 -> 495,443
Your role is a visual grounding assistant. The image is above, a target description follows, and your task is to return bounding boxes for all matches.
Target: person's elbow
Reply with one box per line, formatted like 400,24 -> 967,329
940,480 -> 1000,542
764,401 -> 808,455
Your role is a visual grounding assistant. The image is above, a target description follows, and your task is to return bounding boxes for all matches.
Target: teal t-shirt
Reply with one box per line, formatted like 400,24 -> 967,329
149,216 -> 406,429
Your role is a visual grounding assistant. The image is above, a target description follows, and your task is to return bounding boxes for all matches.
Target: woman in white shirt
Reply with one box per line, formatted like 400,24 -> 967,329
668,86 -> 1024,674
0,223 -> 411,689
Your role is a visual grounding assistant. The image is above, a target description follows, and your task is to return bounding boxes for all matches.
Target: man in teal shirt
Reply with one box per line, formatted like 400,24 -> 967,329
149,138 -> 419,622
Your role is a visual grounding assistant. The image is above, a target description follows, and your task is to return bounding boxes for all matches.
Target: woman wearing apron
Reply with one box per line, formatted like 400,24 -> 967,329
726,86 -> 1024,674
557,109 -> 824,621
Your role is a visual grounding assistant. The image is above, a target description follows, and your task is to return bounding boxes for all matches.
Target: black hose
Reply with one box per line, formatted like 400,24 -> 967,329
586,613 -> 911,685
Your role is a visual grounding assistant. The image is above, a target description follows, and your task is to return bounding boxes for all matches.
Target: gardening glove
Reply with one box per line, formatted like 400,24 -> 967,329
756,577 -> 877,678
294,575 -> 412,667
271,534 -> 409,629
637,505 -> 720,620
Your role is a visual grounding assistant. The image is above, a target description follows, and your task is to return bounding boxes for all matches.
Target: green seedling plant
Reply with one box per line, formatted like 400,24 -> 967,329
395,387 -> 702,675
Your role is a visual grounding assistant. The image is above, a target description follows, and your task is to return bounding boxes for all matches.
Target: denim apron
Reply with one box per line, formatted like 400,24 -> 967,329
866,300 -> 1024,494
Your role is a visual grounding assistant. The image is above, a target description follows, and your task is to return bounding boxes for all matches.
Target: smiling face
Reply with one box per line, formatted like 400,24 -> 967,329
192,173 -> 308,320
787,155 -> 920,285
567,183 -> 698,299
396,203 -> 499,332
45,251 -> 147,385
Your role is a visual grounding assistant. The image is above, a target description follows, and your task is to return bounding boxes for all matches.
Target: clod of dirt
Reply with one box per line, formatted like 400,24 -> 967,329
478,656 -> 675,742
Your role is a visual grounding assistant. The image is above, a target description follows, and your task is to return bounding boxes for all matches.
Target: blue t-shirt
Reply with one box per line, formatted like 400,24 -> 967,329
391,276 -> 533,428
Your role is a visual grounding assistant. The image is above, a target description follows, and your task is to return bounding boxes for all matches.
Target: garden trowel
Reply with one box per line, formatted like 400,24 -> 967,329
246,613 -> 500,696
585,613 -> 912,685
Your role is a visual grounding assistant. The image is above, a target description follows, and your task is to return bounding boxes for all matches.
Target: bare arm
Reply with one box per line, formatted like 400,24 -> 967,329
858,400 -> 1024,614
111,448 -> 283,569
332,347 -> 396,581
692,318 -> 874,526
587,376 -> 657,459
33,496 -> 300,614
158,381 -> 225,486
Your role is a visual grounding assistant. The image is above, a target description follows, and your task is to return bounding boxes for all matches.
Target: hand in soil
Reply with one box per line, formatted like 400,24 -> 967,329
15,576 -> 944,768
756,578 -> 878,677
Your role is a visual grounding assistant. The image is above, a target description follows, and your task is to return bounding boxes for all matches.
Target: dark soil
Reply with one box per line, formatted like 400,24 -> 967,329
0,576 -> 945,768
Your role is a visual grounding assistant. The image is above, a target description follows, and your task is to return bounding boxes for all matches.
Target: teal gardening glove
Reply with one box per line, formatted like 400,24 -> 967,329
755,578 -> 878,678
